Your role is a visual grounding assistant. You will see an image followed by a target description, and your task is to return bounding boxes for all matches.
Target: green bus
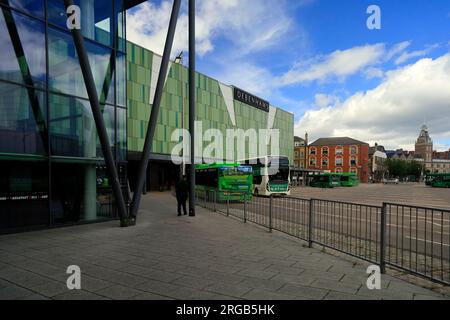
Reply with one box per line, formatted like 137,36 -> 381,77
425,173 -> 450,188
339,173 -> 360,187
195,162 -> 253,201
309,173 -> 341,188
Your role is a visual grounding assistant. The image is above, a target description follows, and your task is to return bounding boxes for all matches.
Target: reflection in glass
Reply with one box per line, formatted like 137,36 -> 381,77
5,0 -> 44,18
0,82 -> 47,155
0,160 -> 49,229
0,9 -> 46,87
48,0 -> 113,47
51,162 -> 114,224
48,27 -> 114,104
116,107 -> 126,161
116,53 -> 126,106
49,94 -> 115,158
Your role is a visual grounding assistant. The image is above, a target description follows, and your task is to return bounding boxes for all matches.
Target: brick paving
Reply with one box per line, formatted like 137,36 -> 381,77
0,192 -> 448,300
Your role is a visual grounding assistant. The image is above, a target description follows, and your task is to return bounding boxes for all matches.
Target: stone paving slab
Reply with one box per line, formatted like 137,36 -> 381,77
0,192 -> 449,300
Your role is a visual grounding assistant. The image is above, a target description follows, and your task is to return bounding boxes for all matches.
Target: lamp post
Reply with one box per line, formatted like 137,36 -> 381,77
188,0 -> 196,217
174,52 -> 186,179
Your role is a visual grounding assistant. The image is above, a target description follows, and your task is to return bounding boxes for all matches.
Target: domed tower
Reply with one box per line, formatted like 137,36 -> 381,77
415,125 -> 433,167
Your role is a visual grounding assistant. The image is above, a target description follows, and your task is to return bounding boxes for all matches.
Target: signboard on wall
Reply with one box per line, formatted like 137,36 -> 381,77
233,87 -> 270,112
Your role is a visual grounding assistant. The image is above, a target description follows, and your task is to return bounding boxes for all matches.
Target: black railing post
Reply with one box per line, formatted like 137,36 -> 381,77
244,193 -> 247,223
380,203 -> 387,274
130,0 -> 181,220
269,195 -> 273,232
309,199 -> 314,248
227,194 -> 230,217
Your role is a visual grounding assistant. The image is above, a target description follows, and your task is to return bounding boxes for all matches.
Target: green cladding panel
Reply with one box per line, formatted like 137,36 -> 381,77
126,42 -> 294,164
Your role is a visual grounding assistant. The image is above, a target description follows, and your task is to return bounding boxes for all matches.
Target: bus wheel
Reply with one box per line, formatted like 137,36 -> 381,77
254,189 -> 259,196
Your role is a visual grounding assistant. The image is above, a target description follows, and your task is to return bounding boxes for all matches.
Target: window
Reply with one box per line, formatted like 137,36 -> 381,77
48,0 -> 114,47
49,94 -> 115,159
310,147 -> 316,155
322,147 -> 329,156
0,82 -> 47,155
336,157 -> 343,166
322,158 -> 329,168
350,168 -> 358,174
300,151 -> 305,158
48,27 -> 115,104
335,167 -> 343,173
350,156 -> 357,166
336,146 -> 343,155
309,158 -> 316,166
351,146 -> 358,155
0,10 -> 46,87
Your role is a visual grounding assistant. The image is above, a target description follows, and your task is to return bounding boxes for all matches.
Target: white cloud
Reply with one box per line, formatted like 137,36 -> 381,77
126,0 -> 294,57
296,54 -> 450,151
395,44 -> 439,65
314,94 -> 340,109
385,41 -> 411,61
278,44 -> 386,85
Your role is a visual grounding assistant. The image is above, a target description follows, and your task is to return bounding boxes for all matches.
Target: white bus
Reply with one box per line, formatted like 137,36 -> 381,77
241,156 -> 291,196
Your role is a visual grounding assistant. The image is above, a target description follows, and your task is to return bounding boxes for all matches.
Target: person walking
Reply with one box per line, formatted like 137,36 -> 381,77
175,176 -> 189,216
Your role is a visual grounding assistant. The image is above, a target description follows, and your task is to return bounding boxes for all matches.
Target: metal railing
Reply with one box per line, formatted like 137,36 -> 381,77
195,190 -> 450,286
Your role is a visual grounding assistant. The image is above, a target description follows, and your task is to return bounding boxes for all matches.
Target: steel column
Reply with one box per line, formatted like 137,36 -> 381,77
188,0 -> 196,217
64,0 -> 127,220
129,0 -> 181,219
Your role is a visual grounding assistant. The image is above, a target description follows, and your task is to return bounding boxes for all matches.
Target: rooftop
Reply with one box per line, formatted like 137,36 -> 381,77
309,137 -> 369,147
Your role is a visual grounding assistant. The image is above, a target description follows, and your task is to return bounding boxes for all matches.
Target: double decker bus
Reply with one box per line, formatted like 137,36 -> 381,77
339,173 -> 360,187
241,156 -> 291,196
309,173 -> 340,188
195,162 -> 253,201
425,173 -> 450,188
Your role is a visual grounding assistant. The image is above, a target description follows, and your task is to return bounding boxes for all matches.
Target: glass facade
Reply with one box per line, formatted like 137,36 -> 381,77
0,0 -> 127,231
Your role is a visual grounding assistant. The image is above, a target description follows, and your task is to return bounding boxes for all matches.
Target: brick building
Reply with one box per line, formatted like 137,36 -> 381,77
294,135 -> 307,169
308,137 -> 370,183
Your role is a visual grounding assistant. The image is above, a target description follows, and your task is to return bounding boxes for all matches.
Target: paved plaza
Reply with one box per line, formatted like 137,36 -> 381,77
291,183 -> 450,209
0,192 -> 449,300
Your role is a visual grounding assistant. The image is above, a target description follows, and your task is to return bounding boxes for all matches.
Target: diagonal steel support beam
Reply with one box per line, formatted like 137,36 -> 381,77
129,0 -> 181,220
64,0 -> 128,221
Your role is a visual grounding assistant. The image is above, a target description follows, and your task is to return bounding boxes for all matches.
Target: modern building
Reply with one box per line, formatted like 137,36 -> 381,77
0,0 -> 148,232
369,143 -> 387,182
126,43 -> 294,191
307,137 -> 370,183
0,1 -> 294,233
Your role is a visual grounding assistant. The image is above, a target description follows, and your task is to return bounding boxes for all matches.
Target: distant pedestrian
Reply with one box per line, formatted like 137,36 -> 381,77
175,176 -> 189,216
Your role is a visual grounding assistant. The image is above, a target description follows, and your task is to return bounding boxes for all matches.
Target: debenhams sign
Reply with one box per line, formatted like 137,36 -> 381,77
234,87 -> 270,112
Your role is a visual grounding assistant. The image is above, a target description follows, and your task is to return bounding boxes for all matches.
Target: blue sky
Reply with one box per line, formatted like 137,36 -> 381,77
127,0 -> 450,151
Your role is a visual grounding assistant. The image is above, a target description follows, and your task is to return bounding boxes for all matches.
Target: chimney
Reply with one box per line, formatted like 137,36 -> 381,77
305,132 -> 309,146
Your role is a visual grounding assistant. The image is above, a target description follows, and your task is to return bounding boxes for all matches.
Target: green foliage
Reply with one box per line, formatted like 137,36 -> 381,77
385,159 -> 423,178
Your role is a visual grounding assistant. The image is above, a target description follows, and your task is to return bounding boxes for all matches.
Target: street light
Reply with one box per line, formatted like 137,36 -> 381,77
174,51 -> 186,178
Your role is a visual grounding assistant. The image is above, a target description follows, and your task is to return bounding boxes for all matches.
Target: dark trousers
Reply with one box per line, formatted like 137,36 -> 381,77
177,197 -> 187,215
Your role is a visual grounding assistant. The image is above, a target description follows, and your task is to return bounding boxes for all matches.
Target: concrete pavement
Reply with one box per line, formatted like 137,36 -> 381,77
0,192 -> 448,300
